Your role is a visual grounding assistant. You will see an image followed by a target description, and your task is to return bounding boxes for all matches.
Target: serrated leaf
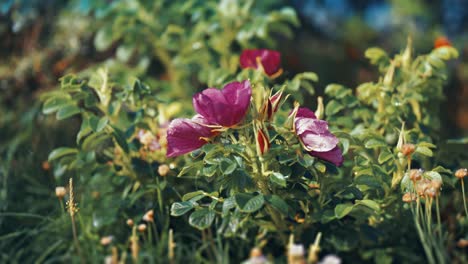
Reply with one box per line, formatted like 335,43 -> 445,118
171,201 -> 195,217
189,208 -> 215,230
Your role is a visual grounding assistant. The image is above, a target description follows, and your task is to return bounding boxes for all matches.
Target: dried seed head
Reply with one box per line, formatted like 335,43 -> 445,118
126,219 -> 134,227
137,224 -> 147,232
401,144 -> 416,157
55,186 -> 66,199
100,236 -> 114,246
158,164 -> 170,177
455,168 -> 467,179
431,179 -> 442,190
415,179 -> 431,197
410,169 -> 423,182
143,209 -> 154,222
425,187 -> 438,198
402,192 -> 416,203
295,214 -> 305,223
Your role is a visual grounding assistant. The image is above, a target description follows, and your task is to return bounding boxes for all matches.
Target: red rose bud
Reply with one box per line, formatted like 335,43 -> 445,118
255,125 -> 270,155
434,36 -> 451,49
259,88 -> 284,121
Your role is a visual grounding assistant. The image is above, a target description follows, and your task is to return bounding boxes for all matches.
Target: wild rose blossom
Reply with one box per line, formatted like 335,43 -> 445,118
294,107 -> 343,166
240,49 -> 282,77
166,115 -> 215,157
193,80 -> 252,127
167,81 -> 252,157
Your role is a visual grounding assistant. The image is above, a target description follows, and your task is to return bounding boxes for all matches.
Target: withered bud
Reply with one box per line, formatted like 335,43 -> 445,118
401,144 -> 416,157
457,239 -> 468,248
143,209 -> 154,222
126,219 -> 134,227
158,164 -> 170,177
308,183 -> 320,189
250,247 -> 263,258
402,192 -> 416,203
100,236 -> 114,246
137,224 -> 147,232
42,161 -> 51,171
455,168 -> 467,179
410,169 -> 423,182
55,186 -> 66,199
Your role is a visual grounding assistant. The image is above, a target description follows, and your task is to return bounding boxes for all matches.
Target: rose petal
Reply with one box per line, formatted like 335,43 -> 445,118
240,49 -> 281,76
193,80 -> 251,127
308,146 -> 344,166
295,117 -> 338,152
296,107 -> 317,119
166,118 -> 214,157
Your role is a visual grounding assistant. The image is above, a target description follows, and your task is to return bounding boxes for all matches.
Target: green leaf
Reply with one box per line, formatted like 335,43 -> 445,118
266,195 -> 289,215
365,138 -> 387,148
415,146 -> 433,157
96,117 -> 109,132
235,193 -> 265,213
56,104 -> 81,120
424,171 -> 442,182
220,159 -> 236,175
335,203 -> 354,219
189,208 -> 215,230
42,96 -> 71,114
111,126 -> 129,153
325,100 -> 344,116
270,172 -> 286,187
182,191 -> 205,201
355,200 -> 380,212
48,147 -> 78,161
171,201 -> 195,217
378,149 -> 393,164
314,162 -> 326,173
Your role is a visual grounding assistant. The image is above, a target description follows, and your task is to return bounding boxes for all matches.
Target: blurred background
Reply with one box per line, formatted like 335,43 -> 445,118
1,0 -> 467,261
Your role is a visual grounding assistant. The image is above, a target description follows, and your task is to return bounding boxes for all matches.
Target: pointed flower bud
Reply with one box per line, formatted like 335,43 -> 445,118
240,49 -> 282,78
315,96 -> 324,120
255,123 -> 270,155
259,88 -> 284,121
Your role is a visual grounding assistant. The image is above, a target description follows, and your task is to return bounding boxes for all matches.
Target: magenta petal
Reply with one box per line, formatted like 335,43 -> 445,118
308,146 -> 344,166
240,49 -> 281,76
295,117 -> 338,152
166,117 -> 214,157
193,80 -> 251,127
296,107 -> 317,119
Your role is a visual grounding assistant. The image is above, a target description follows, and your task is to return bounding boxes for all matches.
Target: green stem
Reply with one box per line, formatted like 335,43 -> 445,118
461,180 -> 468,218
413,199 -> 436,264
